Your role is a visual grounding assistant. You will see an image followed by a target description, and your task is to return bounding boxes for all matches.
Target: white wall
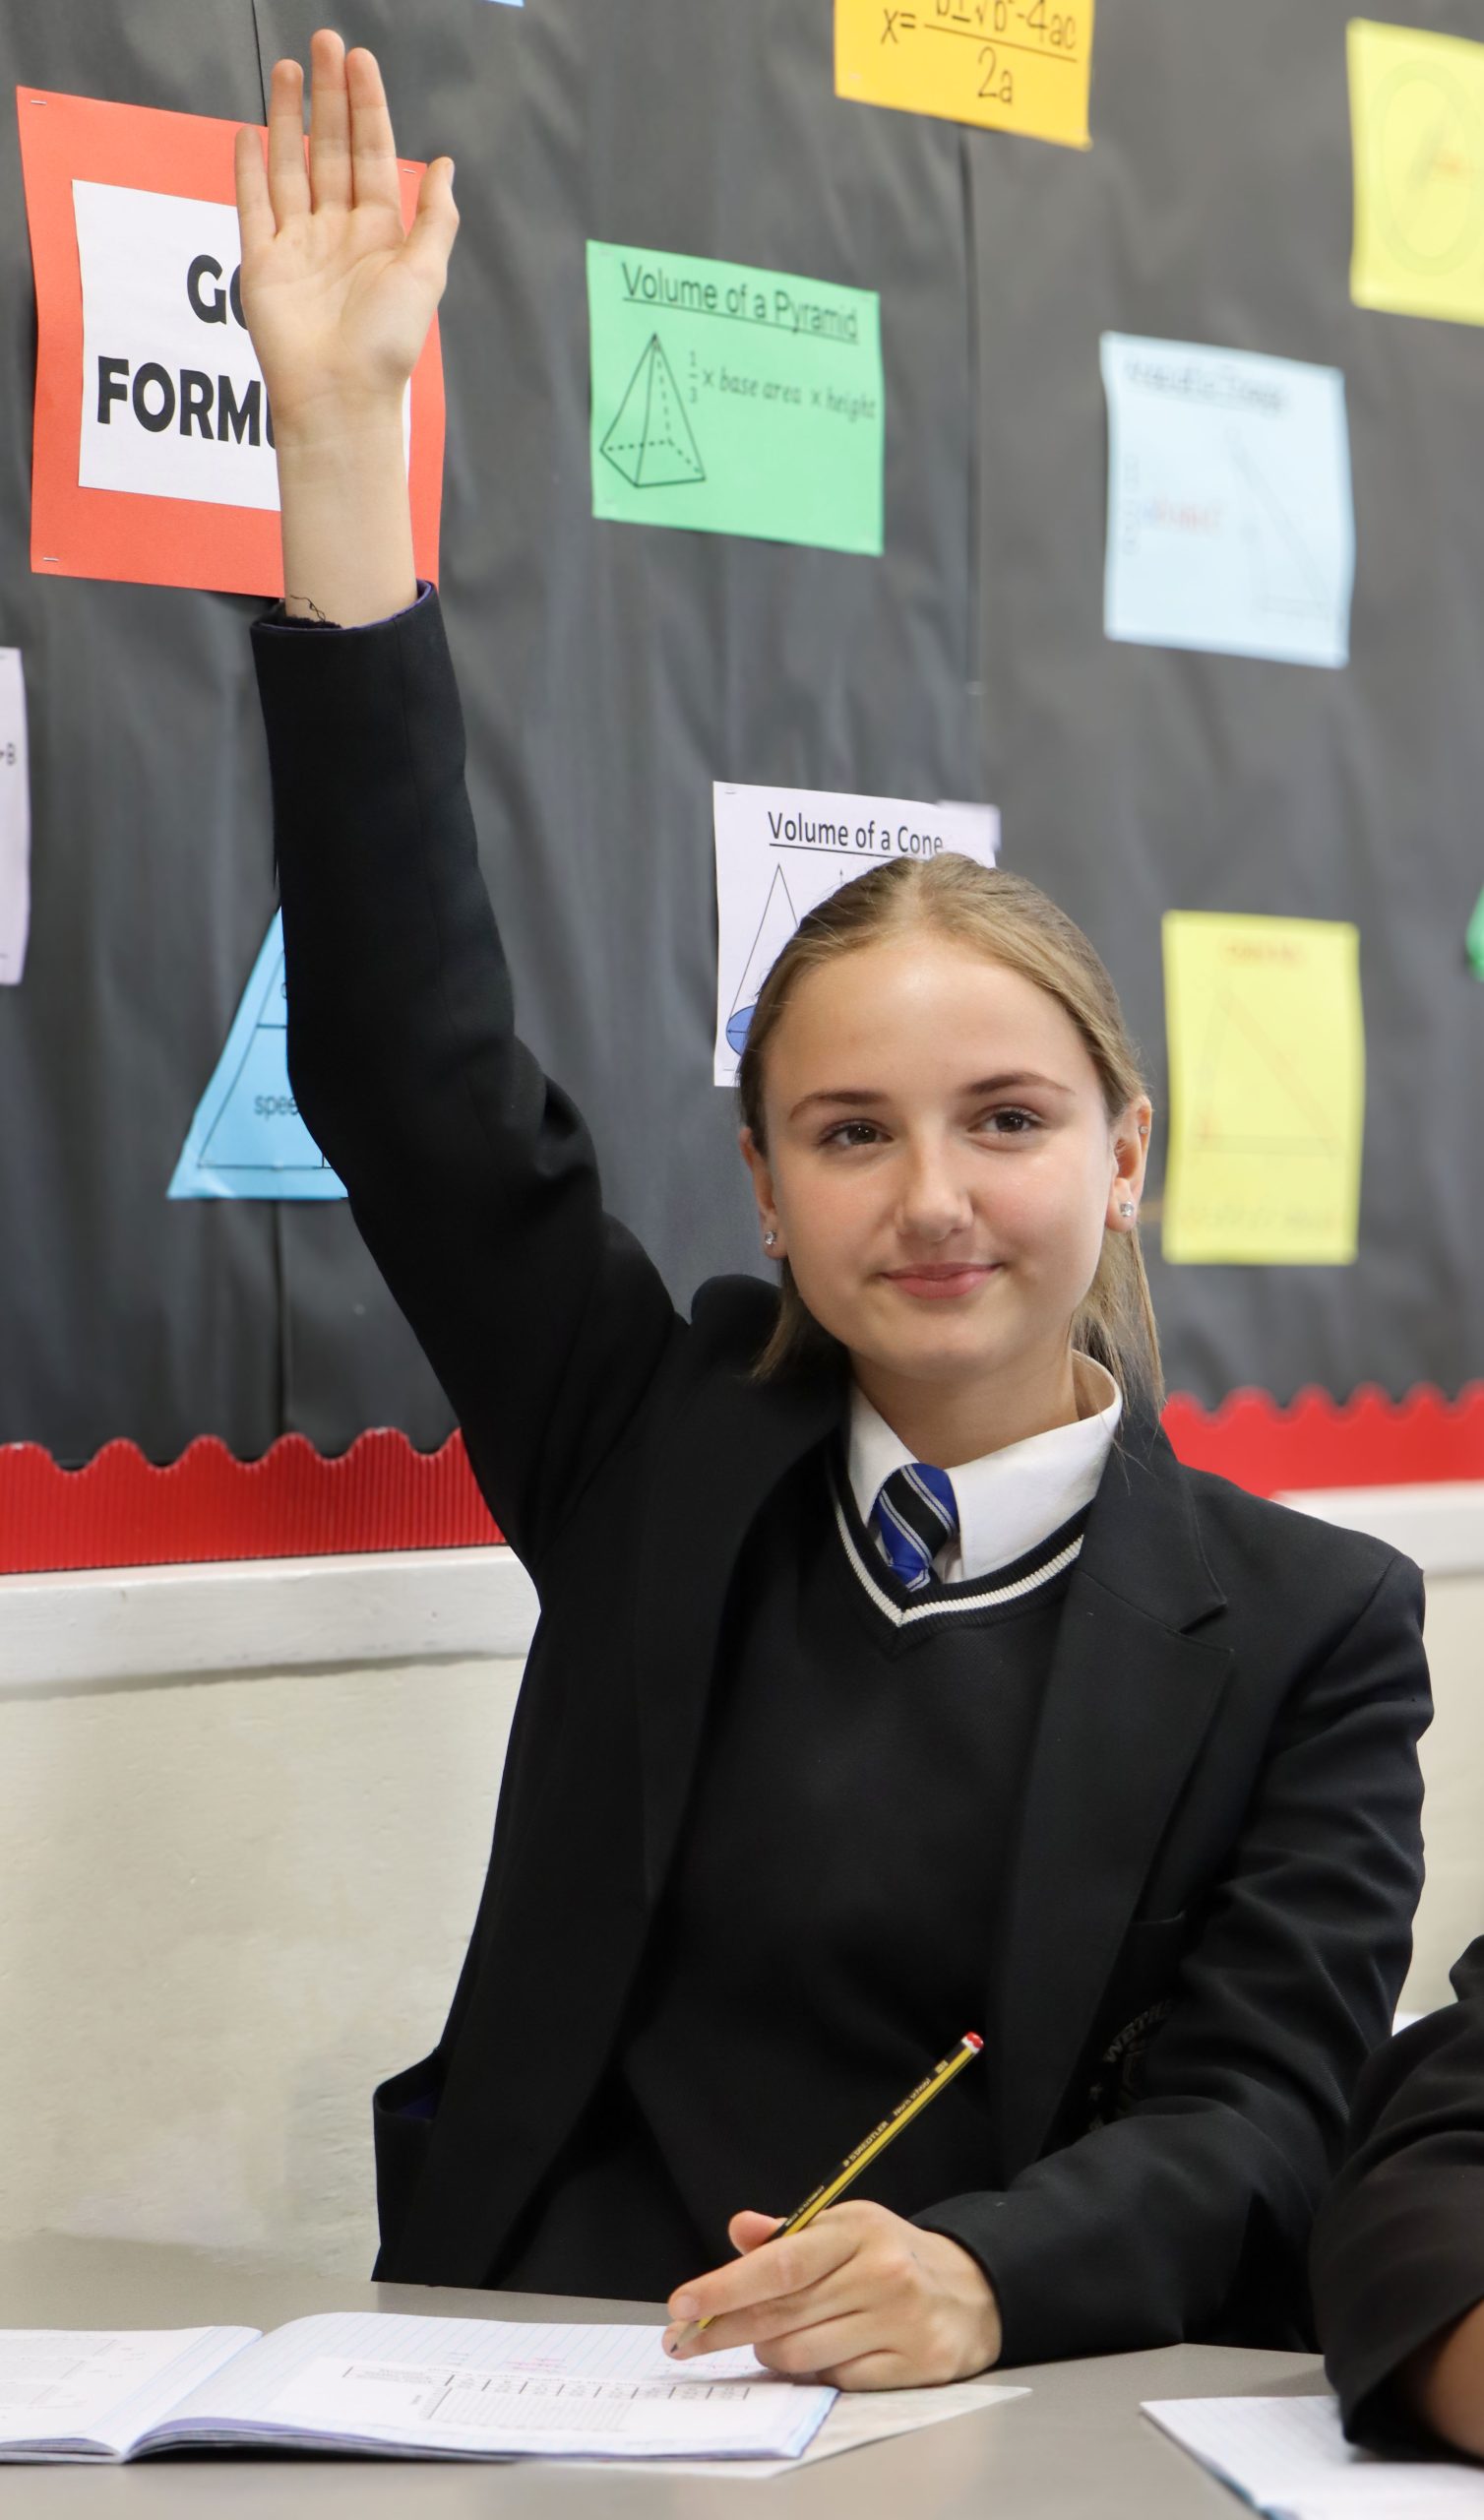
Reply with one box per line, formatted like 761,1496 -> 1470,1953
0,1511 -> 1479,2277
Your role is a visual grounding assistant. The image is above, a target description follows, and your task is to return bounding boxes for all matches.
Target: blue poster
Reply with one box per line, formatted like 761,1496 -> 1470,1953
168,912 -> 345,1201
1101,334 -> 1355,670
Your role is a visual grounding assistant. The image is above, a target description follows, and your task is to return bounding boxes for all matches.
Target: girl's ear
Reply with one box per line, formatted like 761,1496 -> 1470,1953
1106,1097 -> 1152,1234
738,1126 -> 784,1259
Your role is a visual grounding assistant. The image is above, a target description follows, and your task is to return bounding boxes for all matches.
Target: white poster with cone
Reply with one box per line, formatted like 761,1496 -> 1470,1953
712,782 -> 999,1087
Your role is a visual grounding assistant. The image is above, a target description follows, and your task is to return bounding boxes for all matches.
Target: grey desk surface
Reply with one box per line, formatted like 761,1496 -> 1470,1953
0,2237 -> 1327,2514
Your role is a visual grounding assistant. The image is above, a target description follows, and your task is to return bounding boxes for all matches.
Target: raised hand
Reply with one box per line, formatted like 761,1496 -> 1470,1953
233,28 -> 458,445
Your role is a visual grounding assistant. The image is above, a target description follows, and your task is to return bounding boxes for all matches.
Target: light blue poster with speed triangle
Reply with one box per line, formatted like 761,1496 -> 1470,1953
168,912 -> 345,1200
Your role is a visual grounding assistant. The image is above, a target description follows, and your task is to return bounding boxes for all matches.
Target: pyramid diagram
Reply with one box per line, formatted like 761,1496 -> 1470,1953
726,863 -> 804,1056
168,912 -> 345,1201
600,334 -> 706,489
1190,987 -> 1340,1157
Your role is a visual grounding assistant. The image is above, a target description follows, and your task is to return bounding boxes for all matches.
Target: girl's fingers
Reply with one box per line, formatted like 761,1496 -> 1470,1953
401,158 -> 460,297
345,45 -> 404,216
665,2221 -> 859,2348
233,125 -> 275,259
307,28 -> 352,213
753,2311 -> 891,2383
266,57 -> 310,223
673,2267 -> 866,2361
813,2349 -> 904,2393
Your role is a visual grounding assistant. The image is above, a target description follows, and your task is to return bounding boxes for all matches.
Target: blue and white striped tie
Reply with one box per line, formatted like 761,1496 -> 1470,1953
870,1462 -> 959,1593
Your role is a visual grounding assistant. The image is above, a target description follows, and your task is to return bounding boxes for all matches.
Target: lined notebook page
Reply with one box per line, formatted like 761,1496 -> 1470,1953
1144,2395 -> 1484,2516
0,2328 -> 257,2461
151,2312 -> 835,2461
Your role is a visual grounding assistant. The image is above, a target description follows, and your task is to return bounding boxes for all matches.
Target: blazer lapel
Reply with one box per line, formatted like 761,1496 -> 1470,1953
995,1423 -> 1233,2174
632,1334 -> 842,1904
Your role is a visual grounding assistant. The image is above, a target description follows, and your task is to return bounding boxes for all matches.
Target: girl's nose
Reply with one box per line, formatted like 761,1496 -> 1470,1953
897,1143 -> 974,1238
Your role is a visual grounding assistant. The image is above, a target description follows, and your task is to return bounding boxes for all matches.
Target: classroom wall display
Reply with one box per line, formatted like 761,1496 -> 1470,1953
835,0 -> 1095,152
712,782 -> 1000,1086
587,242 -> 885,554
1100,336 -> 1355,671
17,84 -> 445,595
0,648 -> 29,985
1160,913 -> 1365,1268
168,913 -> 347,1202
1,0 -> 1482,1516
1348,19 -> 1484,330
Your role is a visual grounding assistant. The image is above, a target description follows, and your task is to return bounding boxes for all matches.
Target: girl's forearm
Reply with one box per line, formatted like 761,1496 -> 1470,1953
275,408 -> 418,627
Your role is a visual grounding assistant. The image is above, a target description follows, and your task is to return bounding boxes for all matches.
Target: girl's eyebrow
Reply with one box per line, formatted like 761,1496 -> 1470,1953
787,1072 -> 1074,1121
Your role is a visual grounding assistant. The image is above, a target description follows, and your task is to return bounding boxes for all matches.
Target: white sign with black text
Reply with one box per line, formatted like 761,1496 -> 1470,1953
0,650 -> 31,986
713,781 -> 1000,1087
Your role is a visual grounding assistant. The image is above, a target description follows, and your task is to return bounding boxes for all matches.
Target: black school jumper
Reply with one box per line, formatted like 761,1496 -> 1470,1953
1313,1935 -> 1484,2446
251,585 -> 1431,2365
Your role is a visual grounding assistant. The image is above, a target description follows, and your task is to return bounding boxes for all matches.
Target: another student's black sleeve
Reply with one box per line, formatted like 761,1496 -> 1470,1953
250,587 -> 679,1574
1311,1936 -> 1484,2448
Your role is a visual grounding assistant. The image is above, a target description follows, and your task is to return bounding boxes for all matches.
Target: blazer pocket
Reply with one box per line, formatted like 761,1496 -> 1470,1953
1085,1914 -> 1188,2130
372,2050 -> 443,2257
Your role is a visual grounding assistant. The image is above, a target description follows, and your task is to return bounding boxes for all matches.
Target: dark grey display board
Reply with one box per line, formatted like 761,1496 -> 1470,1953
0,0 -> 1478,1467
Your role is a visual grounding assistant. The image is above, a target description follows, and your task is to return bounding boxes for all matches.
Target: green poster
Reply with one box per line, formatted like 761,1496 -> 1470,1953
587,241 -> 884,556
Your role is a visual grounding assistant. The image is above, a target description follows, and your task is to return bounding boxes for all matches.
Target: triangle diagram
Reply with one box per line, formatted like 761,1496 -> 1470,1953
1190,988 -> 1340,1157
168,912 -> 345,1200
1229,434 -> 1329,623
726,863 -> 804,1056
600,334 -> 706,489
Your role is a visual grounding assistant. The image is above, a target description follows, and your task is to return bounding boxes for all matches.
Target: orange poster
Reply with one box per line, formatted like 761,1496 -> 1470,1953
17,88 -> 444,598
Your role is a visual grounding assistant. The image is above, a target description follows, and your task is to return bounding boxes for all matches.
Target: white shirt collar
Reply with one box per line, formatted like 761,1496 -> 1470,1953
846,1357 -> 1123,1585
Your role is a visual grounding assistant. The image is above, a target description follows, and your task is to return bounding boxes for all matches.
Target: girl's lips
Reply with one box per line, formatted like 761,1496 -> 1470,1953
884,1263 -> 1001,1300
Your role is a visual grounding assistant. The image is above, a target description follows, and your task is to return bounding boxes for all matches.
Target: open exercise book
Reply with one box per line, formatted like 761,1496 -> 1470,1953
1144,2394 -> 1484,2516
0,2314 -> 836,2464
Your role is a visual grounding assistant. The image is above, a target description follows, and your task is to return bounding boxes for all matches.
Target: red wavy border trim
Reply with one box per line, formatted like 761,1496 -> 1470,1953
2,1387 -> 1483,1575
0,1431 -> 501,1574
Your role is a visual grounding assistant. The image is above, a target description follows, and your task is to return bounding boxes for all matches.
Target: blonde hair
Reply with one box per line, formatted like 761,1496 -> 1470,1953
738,854 -> 1162,1409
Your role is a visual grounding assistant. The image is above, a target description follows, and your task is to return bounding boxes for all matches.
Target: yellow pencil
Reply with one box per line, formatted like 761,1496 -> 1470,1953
678,2032 -> 984,2343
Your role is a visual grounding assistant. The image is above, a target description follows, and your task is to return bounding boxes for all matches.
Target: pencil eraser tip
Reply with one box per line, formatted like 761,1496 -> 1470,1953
964,2033 -> 983,2051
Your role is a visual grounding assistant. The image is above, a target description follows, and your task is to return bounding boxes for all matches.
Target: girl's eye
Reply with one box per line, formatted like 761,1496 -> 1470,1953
821,1120 -> 883,1150
980,1107 -> 1039,1136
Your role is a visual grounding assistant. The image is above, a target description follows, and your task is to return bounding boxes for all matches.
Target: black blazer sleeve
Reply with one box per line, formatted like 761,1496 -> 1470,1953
919,1549 -> 1428,2363
250,588 -> 679,1572
1312,1936 -> 1484,2448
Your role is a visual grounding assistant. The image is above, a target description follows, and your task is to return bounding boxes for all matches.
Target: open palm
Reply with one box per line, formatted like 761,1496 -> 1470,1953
233,29 -> 457,439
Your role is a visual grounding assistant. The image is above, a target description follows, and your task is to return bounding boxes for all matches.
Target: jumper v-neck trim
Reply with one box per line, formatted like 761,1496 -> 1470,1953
830,1462 -> 1087,1633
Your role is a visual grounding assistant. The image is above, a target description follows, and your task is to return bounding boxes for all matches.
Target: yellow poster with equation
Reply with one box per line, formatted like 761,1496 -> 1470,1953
835,0 -> 1094,149
1161,914 -> 1365,1268
1349,19 -> 1484,326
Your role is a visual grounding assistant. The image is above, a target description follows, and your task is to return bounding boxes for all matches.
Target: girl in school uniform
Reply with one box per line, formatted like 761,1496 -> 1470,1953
235,32 -> 1430,2385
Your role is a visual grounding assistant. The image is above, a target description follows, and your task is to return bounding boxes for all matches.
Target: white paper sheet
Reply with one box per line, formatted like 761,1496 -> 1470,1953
0,2327 -> 257,2461
1144,2393 -> 1484,2515
152,2312 -> 835,2462
712,781 -> 1000,1086
0,650 -> 30,985
73,181 -> 409,515
612,2374 -> 1028,2480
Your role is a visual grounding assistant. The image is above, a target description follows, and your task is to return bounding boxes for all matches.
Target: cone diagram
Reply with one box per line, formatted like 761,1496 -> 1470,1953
726,864 -> 803,1056
601,335 -> 706,489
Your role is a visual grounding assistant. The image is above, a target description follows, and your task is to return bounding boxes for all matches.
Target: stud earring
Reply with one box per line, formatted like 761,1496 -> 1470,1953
1119,1202 -> 1136,1220
764,1229 -> 778,1249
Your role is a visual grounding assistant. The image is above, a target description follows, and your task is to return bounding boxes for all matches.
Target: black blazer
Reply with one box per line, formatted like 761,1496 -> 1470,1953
1313,1937 -> 1484,2445
251,588 -> 1430,2365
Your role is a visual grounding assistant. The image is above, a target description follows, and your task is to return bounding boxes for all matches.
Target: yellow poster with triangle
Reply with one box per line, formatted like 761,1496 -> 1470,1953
1161,913 -> 1365,1266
